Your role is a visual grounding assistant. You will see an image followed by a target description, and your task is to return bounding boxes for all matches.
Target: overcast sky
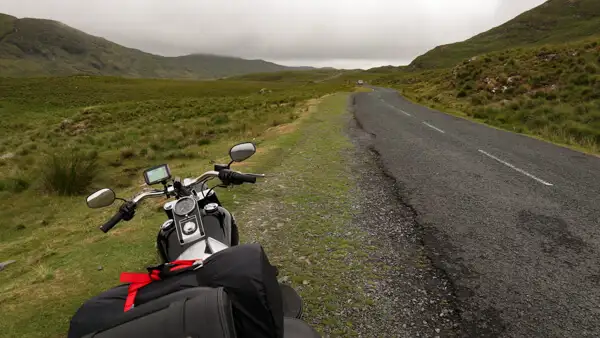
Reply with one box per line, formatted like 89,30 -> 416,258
0,0 -> 546,69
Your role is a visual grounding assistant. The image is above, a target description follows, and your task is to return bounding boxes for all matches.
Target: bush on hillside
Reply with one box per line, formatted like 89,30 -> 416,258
0,178 -> 30,193
41,151 -> 99,196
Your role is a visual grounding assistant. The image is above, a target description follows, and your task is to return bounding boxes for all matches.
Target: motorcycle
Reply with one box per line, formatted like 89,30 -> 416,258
77,142 -> 320,338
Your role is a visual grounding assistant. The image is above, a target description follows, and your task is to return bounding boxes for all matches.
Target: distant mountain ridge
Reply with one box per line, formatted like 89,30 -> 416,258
410,0 -> 600,69
0,13 -> 311,79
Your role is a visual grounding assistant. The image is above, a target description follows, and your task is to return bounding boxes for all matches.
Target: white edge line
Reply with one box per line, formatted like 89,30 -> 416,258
422,122 -> 445,134
478,150 -> 553,186
398,109 -> 412,117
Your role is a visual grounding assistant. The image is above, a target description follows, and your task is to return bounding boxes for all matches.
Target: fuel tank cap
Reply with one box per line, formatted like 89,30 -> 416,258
204,203 -> 219,213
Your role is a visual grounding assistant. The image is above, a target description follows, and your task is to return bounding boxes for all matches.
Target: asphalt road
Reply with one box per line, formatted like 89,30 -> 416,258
352,87 -> 600,337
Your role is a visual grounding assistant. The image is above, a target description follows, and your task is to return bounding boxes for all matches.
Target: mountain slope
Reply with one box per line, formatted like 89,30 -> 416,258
0,13 -> 303,79
410,0 -> 600,69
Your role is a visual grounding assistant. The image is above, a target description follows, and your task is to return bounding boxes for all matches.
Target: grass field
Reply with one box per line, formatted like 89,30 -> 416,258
0,75 -> 381,337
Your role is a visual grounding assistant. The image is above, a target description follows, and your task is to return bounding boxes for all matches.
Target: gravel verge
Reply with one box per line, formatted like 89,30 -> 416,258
346,95 -> 462,337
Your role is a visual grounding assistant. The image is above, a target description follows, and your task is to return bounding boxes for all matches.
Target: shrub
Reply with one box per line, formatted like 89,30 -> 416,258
575,105 -> 588,114
471,95 -> 486,105
149,142 -> 163,151
457,90 -> 467,98
527,115 -> 549,129
165,150 -> 197,160
17,147 -> 30,156
41,152 -> 99,196
0,178 -> 29,193
509,102 -> 521,111
473,110 -> 487,119
572,73 -> 591,86
197,138 -> 211,146
584,64 -> 597,74
108,158 -> 123,167
212,114 -> 230,125
120,147 -> 136,160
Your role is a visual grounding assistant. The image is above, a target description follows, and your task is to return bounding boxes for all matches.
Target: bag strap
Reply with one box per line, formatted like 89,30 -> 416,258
119,259 -> 201,312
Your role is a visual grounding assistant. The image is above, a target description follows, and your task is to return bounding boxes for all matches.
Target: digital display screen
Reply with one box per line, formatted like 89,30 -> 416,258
144,164 -> 171,185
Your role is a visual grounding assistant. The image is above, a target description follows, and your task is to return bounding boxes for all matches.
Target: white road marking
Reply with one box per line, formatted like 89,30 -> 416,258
478,150 -> 553,186
423,122 -> 445,133
380,100 -> 412,117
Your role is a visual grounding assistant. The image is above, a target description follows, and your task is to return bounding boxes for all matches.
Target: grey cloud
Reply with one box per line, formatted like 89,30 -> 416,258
0,0 -> 546,69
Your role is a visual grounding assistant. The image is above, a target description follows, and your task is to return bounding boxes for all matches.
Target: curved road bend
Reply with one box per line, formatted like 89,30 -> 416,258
352,87 -> 600,337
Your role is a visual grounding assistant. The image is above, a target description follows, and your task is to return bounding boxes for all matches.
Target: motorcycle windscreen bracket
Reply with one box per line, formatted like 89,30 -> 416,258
143,164 -> 172,185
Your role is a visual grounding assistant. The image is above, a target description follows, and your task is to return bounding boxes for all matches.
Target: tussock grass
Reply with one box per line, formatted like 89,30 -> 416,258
40,151 -> 99,196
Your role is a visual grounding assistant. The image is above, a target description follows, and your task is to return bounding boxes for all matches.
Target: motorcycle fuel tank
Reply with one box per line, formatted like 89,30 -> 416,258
157,205 -> 234,262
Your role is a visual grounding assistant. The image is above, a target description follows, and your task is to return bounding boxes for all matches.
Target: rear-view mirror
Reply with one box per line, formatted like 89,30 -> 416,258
86,188 -> 116,209
229,142 -> 256,163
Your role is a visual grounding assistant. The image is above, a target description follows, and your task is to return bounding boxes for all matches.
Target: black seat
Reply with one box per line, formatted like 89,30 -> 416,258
83,287 -> 236,338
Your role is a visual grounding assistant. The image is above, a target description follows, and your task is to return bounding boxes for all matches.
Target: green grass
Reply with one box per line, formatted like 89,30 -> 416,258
0,75 -> 376,337
410,0 -> 600,69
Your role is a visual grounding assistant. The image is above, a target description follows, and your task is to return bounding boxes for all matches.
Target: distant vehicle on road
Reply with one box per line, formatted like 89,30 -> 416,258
357,80 -> 364,86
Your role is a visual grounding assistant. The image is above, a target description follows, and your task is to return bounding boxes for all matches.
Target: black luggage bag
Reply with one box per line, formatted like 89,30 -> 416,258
82,287 -> 236,338
69,244 -> 283,338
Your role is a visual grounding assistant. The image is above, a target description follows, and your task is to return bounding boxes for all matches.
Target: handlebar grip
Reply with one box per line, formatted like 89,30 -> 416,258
230,172 -> 257,184
219,170 -> 257,184
99,211 -> 125,233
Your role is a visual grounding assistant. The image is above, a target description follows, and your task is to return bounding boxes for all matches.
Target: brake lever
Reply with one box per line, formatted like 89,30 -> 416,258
245,173 -> 266,178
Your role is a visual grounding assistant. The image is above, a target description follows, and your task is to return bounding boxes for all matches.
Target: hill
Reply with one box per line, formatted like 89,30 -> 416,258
0,13 -> 307,79
410,0 -> 600,69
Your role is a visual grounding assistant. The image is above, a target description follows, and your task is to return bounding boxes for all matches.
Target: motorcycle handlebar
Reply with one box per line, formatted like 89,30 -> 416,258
96,169 -> 262,233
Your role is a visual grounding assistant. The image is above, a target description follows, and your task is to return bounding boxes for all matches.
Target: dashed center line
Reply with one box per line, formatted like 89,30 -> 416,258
380,99 -> 412,117
478,150 -> 553,186
422,122 -> 445,134
372,94 -> 555,187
